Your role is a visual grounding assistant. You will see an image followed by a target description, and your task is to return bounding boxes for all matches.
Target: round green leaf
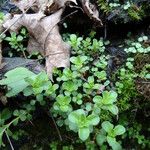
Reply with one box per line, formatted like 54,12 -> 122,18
102,121 -> 114,133
87,115 -> 100,125
68,109 -> 85,123
113,125 -> 126,136
107,136 -> 122,150
107,105 -> 119,115
96,133 -> 106,146
78,127 -> 90,141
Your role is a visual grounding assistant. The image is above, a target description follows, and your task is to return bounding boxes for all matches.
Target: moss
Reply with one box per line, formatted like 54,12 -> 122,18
97,0 -> 110,14
128,5 -> 145,21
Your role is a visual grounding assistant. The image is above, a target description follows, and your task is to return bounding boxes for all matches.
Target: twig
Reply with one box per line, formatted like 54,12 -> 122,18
49,112 -> 63,141
5,131 -> 15,150
22,50 -> 27,59
136,81 -> 150,84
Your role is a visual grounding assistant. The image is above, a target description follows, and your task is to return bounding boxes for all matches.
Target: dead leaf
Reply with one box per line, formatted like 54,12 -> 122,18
81,0 -> 103,26
11,0 -> 77,13
27,36 -> 44,55
3,12 -> 46,33
45,26 -> 70,79
3,9 -> 70,79
10,0 -> 37,13
2,0 -> 101,80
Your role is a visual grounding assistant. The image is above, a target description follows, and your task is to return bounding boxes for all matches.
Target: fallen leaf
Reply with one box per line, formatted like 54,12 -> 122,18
11,0 -> 77,13
3,9 -> 70,79
81,0 -> 103,26
10,0 -> 37,13
45,26 -> 70,79
1,0 -> 104,80
27,36 -> 44,55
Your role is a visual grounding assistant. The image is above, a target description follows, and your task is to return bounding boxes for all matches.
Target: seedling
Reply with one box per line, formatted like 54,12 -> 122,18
93,91 -> 118,115
96,121 -> 125,150
68,109 -> 100,141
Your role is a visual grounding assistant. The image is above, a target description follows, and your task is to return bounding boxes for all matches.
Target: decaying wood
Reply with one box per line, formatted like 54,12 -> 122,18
0,57 -> 44,75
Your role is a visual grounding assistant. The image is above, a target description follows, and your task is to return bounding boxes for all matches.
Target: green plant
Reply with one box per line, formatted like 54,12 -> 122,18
125,36 -> 150,53
93,91 -> 118,115
70,56 -> 88,70
0,12 -> 4,22
24,71 -> 58,105
68,109 -> 100,141
5,28 -> 28,57
53,95 -> 72,112
0,33 -> 127,148
68,34 -> 83,51
97,0 -> 150,23
0,67 -> 35,97
0,117 -> 19,147
83,76 -> 101,94
57,68 -> 79,81
96,121 -> 125,150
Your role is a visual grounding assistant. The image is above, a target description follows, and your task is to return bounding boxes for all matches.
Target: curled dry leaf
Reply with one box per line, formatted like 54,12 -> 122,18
81,0 -> 103,26
11,0 -> 77,13
3,0 -> 102,79
10,0 -> 37,12
45,26 -> 70,79
3,9 -> 70,79
3,12 -> 46,33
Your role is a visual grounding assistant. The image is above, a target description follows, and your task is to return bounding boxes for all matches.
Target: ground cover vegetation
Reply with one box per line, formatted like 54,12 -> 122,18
0,0 -> 150,149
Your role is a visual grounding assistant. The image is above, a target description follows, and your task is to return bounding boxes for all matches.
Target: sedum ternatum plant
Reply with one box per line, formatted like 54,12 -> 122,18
96,121 -> 125,150
50,34 -> 125,148
5,28 -> 28,57
93,91 -> 118,115
0,33 -> 126,149
68,109 -> 100,141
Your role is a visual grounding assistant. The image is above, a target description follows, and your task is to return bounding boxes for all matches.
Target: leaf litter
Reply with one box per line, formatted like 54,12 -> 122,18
1,0 -> 102,79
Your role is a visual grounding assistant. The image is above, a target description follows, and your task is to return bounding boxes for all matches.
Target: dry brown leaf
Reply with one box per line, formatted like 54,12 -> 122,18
3,12 -> 46,33
3,9 -> 70,78
82,0 -> 103,26
27,36 -> 44,55
10,0 -> 37,12
45,26 -> 70,79
11,0 -> 77,13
